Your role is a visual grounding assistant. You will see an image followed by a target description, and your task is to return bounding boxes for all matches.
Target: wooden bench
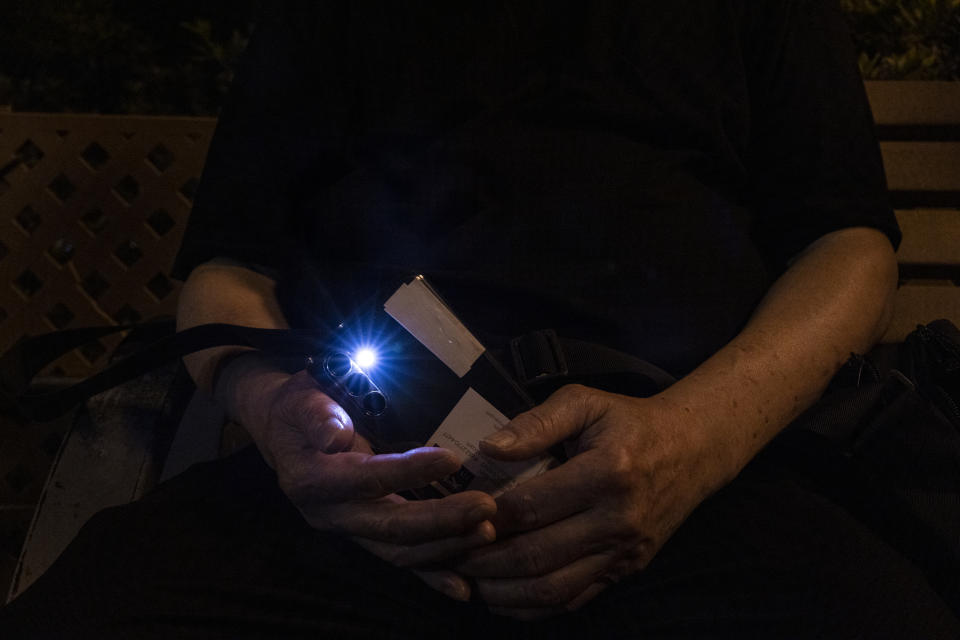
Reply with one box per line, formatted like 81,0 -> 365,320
870,81 -> 960,341
0,114 -> 215,378
5,81 -> 960,602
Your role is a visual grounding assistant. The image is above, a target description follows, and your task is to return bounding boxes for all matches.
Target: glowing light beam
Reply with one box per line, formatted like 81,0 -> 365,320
354,347 -> 378,370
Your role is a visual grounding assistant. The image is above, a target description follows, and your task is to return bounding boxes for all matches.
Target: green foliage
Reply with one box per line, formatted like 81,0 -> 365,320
841,0 -> 960,80
0,1 -> 957,115
0,0 -> 257,115
178,18 -> 252,102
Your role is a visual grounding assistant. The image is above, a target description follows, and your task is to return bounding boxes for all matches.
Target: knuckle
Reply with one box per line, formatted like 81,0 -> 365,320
366,512 -> 402,542
274,387 -> 342,428
513,409 -> 552,441
298,404 -> 329,427
515,542 -> 549,575
616,510 -> 646,541
358,458 -> 392,498
289,399 -> 330,430
556,383 -> 604,423
509,492 -> 541,529
270,385 -> 307,417
604,448 -> 636,491
607,504 -> 650,544
557,383 -> 600,413
557,383 -> 590,403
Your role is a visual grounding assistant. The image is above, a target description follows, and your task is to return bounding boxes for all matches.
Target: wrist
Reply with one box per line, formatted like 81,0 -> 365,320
659,337 -> 819,481
644,391 -> 744,492
213,350 -> 303,438
209,349 -> 261,398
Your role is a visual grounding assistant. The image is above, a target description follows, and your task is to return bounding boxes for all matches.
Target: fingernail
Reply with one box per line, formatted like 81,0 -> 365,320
482,430 -> 515,448
466,503 -> 493,525
429,451 -> 459,473
318,417 -> 345,451
445,578 -> 469,602
471,520 -> 496,543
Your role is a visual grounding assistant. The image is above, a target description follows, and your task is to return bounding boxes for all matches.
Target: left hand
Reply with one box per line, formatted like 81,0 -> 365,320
453,383 -> 736,620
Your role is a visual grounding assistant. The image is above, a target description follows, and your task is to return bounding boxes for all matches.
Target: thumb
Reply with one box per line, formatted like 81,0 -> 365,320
479,384 -> 602,460
304,394 -> 355,452
280,375 -> 355,453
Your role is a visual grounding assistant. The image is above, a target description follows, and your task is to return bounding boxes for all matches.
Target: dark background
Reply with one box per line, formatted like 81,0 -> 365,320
0,0 -> 260,115
0,0 -> 958,117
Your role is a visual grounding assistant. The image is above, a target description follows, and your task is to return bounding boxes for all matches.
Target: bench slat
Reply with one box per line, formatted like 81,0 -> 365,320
883,283 -> 960,342
880,141 -> 960,192
865,81 -> 960,126
894,209 -> 960,267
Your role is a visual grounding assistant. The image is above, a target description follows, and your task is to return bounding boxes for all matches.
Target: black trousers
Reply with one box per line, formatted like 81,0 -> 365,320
2,429 -> 959,639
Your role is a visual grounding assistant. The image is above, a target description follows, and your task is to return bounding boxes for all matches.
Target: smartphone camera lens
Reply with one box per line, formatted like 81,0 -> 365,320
325,353 -> 353,378
361,391 -> 387,416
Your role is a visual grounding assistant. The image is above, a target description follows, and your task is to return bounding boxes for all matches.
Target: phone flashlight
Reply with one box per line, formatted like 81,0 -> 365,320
353,347 -> 378,370
306,350 -> 388,417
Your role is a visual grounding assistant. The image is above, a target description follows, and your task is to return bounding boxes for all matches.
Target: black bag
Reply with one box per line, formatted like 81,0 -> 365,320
766,319 -> 960,614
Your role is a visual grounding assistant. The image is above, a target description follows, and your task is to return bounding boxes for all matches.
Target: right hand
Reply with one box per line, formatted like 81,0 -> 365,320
238,367 -> 497,602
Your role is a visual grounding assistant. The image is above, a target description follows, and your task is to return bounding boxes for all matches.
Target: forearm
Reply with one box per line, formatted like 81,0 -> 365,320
658,227 -> 898,482
176,260 -> 293,433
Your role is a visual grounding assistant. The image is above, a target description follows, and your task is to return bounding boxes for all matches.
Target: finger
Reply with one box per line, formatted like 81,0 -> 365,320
312,491 -> 497,543
281,447 -> 462,503
348,539 -> 474,602
564,581 -> 609,612
490,448 -> 606,535
475,553 -> 610,609
480,384 -> 606,460
352,520 -> 495,567
412,569 -> 472,602
455,509 -> 608,578
350,432 -> 376,455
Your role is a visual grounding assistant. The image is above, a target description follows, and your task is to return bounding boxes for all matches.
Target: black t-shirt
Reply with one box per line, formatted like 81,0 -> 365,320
172,0 -> 900,376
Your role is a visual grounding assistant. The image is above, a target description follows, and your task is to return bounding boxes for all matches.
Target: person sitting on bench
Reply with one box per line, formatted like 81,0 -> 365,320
3,1 -> 958,637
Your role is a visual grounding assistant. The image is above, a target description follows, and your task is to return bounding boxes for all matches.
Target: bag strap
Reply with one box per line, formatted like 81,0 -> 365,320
3,324 -> 677,423
0,322 -> 324,422
509,329 -> 676,395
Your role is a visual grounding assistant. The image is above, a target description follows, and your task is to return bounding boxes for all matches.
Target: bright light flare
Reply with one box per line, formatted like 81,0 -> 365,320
354,347 -> 378,370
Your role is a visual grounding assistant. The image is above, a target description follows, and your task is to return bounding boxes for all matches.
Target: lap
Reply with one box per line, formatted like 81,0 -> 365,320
3,441 -> 958,639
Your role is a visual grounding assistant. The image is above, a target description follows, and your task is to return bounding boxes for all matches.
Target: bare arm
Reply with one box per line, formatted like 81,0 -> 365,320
176,260 -> 289,395
457,226 -> 899,617
176,260 -> 299,451
660,225 -> 898,480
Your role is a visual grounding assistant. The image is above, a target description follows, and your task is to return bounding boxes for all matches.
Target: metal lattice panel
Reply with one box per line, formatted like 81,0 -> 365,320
0,113 -> 216,377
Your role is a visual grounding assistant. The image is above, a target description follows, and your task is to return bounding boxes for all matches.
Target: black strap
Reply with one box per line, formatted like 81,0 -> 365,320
510,330 -> 676,393
3,324 -> 677,423
0,323 -> 324,422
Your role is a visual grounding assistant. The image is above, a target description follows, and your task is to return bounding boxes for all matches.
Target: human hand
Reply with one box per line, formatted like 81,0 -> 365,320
453,384 -> 732,620
243,367 -> 498,601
